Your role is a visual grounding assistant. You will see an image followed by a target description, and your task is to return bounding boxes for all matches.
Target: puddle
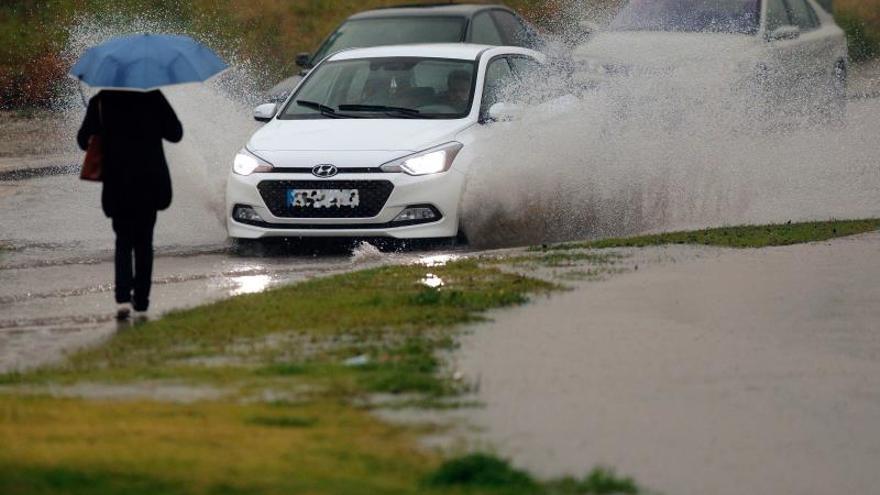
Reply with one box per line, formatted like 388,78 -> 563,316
420,273 -> 445,289
228,274 -> 273,296
417,253 -> 460,267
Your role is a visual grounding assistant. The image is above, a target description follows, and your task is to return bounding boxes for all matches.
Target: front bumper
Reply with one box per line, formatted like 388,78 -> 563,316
225,170 -> 464,239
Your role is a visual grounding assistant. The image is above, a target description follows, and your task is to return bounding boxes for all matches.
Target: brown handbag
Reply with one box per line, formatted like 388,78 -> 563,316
80,99 -> 104,182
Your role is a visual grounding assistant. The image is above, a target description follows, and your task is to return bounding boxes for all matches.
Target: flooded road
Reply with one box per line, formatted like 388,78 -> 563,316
0,164 -> 454,372
0,170 -> 350,372
451,233 -> 880,495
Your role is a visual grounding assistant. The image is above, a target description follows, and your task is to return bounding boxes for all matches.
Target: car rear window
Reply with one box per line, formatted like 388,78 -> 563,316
611,0 -> 761,35
312,17 -> 467,63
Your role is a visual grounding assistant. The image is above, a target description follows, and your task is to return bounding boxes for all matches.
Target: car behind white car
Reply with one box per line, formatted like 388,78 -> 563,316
573,0 -> 847,118
227,44 -> 544,241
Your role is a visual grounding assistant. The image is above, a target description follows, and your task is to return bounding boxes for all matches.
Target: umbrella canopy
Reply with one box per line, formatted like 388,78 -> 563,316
69,33 -> 228,91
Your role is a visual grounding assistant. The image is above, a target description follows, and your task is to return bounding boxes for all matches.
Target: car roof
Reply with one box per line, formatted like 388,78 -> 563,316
327,43 -> 498,62
348,3 -> 512,20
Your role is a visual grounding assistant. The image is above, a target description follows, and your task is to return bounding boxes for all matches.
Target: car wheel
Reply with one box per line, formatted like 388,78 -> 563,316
456,226 -> 470,246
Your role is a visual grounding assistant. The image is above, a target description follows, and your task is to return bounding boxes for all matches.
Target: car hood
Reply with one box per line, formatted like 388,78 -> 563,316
574,31 -> 759,69
248,118 -> 472,154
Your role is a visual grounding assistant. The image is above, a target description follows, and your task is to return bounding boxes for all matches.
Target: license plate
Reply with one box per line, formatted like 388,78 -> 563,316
286,189 -> 360,209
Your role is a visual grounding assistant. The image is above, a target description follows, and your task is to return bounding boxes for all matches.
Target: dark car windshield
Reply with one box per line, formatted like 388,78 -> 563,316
312,17 -> 467,63
279,57 -> 476,120
611,0 -> 761,35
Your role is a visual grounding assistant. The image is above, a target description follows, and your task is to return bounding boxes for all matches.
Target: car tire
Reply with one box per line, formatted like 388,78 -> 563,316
456,226 -> 470,246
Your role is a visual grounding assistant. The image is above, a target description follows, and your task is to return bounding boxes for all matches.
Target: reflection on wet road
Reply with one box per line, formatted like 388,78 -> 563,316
0,248 -> 353,372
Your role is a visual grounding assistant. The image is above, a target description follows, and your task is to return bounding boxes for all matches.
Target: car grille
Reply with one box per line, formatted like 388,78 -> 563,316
257,180 -> 394,218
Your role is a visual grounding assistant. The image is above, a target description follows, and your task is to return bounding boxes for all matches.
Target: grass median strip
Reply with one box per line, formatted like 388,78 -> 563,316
534,219 -> 880,251
3,259 -> 609,495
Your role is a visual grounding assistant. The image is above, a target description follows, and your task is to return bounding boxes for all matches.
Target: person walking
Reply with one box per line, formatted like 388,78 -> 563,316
77,90 -> 182,319
70,33 -> 226,320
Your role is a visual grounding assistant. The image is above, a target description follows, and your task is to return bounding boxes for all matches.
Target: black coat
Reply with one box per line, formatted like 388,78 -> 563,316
77,90 -> 183,218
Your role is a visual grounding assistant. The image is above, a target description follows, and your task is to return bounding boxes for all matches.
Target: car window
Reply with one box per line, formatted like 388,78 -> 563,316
281,57 -> 476,120
508,56 -> 542,78
480,56 -> 514,117
785,0 -> 819,31
765,0 -> 792,32
312,17 -> 467,63
611,0 -> 762,35
471,12 -> 505,45
491,10 -> 531,47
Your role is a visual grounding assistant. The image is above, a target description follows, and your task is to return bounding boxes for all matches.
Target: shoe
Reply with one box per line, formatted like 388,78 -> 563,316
116,304 -> 131,320
132,310 -> 149,323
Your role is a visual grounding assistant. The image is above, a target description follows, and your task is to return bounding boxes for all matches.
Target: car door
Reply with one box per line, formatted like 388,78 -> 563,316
762,0 -> 803,110
765,0 -> 831,111
479,55 -> 516,119
783,0 -> 830,103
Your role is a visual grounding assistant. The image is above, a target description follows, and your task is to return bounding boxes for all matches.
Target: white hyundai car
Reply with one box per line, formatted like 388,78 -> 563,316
573,0 -> 847,118
227,44 -> 544,242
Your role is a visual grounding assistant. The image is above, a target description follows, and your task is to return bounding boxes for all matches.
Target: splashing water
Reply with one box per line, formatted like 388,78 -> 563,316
351,242 -> 386,264
50,13 -> 267,248
461,13 -> 880,248
49,10 -> 880,253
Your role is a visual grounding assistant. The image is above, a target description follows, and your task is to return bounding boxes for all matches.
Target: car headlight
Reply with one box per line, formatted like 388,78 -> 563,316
380,142 -> 463,176
233,148 -> 274,176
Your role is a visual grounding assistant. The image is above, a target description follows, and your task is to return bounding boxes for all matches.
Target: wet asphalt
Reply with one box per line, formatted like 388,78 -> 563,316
0,167 -> 455,372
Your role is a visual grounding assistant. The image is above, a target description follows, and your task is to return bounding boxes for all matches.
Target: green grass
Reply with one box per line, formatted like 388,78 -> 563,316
425,455 -> 642,495
535,219 -> 880,251
425,454 -> 539,492
0,260 -> 592,495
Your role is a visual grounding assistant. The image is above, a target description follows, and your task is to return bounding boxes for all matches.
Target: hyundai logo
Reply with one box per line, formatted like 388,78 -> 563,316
312,164 -> 338,178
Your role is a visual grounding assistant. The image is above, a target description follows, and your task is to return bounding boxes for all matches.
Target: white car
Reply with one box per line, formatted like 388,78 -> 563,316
573,0 -> 847,118
227,44 -> 544,241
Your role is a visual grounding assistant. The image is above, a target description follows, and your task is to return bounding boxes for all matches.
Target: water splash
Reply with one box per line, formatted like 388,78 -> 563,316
351,242 -> 386,264
51,12 -> 270,248
460,9 -> 880,248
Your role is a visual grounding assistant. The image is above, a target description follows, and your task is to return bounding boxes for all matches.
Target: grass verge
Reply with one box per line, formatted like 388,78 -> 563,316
426,454 -> 641,495
534,219 -> 880,251
3,260 -> 645,495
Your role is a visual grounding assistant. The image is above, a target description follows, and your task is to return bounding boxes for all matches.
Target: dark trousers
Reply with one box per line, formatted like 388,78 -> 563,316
112,211 -> 157,311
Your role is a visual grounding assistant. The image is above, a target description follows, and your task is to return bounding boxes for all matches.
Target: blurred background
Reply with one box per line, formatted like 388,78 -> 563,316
1,0 -> 877,110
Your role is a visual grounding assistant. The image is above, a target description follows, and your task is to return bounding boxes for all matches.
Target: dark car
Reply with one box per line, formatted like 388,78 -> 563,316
266,3 -> 542,101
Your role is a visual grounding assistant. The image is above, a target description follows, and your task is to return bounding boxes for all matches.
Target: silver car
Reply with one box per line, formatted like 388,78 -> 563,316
573,0 -> 848,119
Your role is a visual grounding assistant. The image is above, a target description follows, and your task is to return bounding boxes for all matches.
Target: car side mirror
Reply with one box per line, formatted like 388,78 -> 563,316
766,25 -> 800,42
295,53 -> 312,69
487,102 -> 524,122
253,103 -> 277,123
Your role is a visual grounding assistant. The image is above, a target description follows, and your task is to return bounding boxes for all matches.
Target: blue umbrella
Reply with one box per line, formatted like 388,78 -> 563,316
70,33 -> 228,91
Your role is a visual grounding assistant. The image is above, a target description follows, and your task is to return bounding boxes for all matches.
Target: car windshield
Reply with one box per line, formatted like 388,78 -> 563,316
279,57 -> 477,120
312,17 -> 467,63
611,0 -> 761,35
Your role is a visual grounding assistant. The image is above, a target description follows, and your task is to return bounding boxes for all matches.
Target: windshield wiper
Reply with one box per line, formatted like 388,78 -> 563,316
338,104 -> 423,118
295,100 -> 362,119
